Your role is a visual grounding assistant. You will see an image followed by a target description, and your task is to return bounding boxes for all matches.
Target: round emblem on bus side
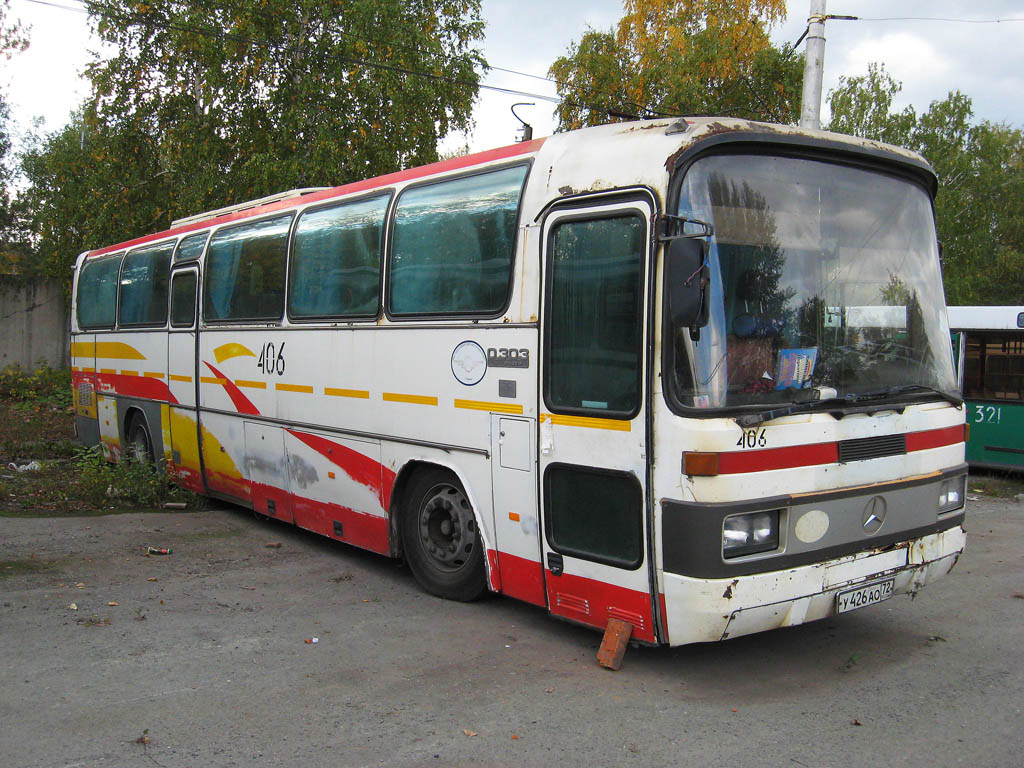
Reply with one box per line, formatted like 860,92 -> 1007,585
451,341 -> 487,386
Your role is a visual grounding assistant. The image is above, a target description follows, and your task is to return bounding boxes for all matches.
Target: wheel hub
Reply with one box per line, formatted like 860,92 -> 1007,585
418,485 -> 476,571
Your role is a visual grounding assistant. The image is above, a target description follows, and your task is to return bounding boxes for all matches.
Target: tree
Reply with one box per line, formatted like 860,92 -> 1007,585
17,0 -> 485,279
548,0 -> 802,130
17,109 -> 171,281
0,0 -> 28,269
827,64 -> 1024,305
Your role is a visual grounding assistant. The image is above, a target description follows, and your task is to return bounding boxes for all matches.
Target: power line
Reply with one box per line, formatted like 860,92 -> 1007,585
21,0 -> 567,103
858,16 -> 1024,24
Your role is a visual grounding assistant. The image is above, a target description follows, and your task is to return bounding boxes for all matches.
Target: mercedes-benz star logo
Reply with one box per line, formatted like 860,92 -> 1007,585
862,496 -> 887,534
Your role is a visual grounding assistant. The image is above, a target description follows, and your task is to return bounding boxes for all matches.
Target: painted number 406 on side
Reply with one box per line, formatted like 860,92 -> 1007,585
736,429 -> 767,449
257,342 -> 286,376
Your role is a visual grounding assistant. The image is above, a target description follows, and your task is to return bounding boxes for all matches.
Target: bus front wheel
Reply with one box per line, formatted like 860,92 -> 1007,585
401,469 -> 486,602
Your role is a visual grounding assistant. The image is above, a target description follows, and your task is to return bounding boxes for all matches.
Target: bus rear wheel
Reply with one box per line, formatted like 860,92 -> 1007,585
127,414 -> 154,464
401,469 -> 486,602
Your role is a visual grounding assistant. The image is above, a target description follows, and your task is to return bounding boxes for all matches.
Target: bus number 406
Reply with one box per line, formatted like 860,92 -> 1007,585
257,342 -> 286,376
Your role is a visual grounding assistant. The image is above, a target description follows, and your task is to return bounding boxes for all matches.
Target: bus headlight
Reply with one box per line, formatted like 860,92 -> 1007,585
938,476 -> 966,514
723,510 -> 780,559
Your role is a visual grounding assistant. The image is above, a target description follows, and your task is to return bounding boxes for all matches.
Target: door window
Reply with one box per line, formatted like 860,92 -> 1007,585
544,214 -> 646,416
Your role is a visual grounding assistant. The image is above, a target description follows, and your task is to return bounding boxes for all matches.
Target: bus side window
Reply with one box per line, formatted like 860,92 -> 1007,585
963,332 -> 1024,400
290,194 -> 388,319
389,164 -> 528,316
170,271 -> 198,328
203,214 -> 292,322
119,241 -> 174,327
77,253 -> 124,329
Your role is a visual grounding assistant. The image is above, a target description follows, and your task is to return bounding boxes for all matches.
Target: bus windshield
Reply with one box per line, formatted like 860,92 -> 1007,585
667,152 -> 958,411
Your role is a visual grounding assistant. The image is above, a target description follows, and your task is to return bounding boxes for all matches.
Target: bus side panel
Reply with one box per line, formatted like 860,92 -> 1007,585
71,333 -> 100,446
244,421 -> 293,522
284,429 -> 391,555
965,400 -> 1024,470
167,407 -> 204,493
89,330 -> 171,461
198,411 -> 251,503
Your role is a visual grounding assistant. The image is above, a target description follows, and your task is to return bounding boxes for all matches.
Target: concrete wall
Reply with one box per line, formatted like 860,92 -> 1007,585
0,279 -> 69,371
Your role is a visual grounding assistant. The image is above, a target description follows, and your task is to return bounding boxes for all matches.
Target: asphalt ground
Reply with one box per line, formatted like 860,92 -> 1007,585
1,492 -> 1022,768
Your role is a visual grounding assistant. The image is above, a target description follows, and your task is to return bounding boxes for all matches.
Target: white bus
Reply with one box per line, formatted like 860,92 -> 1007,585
71,118 -> 967,646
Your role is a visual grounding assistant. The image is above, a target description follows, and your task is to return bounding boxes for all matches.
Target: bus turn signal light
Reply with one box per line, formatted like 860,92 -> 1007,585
683,452 -> 719,476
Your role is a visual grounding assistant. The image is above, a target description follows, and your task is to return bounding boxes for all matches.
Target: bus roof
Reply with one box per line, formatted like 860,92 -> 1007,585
82,116 -> 937,261
947,305 -> 1024,331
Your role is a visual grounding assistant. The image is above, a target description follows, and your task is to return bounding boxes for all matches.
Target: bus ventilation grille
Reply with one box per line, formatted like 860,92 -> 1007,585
837,434 -> 907,463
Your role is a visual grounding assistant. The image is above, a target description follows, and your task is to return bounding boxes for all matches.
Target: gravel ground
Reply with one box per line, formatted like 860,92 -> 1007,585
1,494 -> 1022,768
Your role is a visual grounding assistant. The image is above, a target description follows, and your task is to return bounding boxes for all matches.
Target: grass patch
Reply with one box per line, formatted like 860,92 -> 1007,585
969,471 -> 1024,499
0,558 -> 57,579
0,364 -> 201,516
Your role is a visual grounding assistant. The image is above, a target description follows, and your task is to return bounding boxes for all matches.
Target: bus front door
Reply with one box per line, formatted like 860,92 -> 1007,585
538,195 -> 659,645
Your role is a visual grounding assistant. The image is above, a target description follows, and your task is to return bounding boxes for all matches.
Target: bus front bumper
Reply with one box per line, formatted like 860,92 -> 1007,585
661,525 -> 965,646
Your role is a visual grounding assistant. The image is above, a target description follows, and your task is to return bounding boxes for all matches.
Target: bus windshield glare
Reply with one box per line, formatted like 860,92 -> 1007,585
668,153 -> 958,411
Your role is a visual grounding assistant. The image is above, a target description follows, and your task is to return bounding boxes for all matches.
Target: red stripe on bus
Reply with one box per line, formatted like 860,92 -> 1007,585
87,138 -> 547,257
285,429 -> 397,510
905,423 -> 965,452
717,442 -> 838,474
74,370 -> 179,405
715,424 -> 964,474
205,467 -> 252,502
292,493 -> 390,555
544,570 -> 657,644
486,550 -> 502,592
492,551 -> 546,606
203,361 -> 261,415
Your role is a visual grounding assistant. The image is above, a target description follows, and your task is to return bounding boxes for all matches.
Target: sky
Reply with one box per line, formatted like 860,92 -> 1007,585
3,0 -> 1024,157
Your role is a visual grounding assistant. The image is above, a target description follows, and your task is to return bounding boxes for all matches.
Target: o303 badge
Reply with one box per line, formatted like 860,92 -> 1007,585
451,340 -> 487,386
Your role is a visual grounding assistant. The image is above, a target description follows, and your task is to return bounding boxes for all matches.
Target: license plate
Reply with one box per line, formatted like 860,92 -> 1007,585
836,578 -> 895,614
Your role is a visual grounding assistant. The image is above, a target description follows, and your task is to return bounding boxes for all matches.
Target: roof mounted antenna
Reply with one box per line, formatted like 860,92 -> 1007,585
511,102 -> 534,142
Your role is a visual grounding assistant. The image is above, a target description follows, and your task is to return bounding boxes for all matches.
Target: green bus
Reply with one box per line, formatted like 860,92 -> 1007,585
948,306 -> 1024,471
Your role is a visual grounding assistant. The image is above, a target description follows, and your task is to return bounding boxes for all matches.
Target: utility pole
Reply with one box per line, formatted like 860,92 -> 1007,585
799,0 -> 827,129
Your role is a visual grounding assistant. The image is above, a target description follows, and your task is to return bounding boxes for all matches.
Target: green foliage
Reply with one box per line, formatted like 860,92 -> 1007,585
827,64 -> 1024,306
0,0 -> 30,271
0,362 -> 71,407
548,0 -> 802,129
18,0 -> 484,279
74,446 -> 198,510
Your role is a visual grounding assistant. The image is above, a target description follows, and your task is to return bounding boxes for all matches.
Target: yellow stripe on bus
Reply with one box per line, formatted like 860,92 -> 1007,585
120,370 -> 140,377
235,380 -> 267,390
454,399 -> 524,415
169,374 -> 192,383
213,342 -> 256,363
200,376 -> 227,385
143,372 -> 164,379
100,368 -> 117,375
540,413 -> 631,432
276,383 -> 314,394
325,387 -> 371,399
71,341 -> 146,360
383,392 -> 438,406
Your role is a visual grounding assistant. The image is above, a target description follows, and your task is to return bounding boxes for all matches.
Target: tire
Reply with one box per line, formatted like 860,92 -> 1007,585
126,414 -> 154,464
400,469 -> 487,602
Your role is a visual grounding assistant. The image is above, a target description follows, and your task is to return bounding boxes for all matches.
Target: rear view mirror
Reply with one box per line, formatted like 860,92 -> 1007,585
666,237 -> 709,332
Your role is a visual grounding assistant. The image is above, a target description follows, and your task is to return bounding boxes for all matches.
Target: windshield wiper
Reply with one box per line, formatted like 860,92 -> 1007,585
736,398 -> 840,428
843,384 -> 963,407
736,384 -> 962,428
